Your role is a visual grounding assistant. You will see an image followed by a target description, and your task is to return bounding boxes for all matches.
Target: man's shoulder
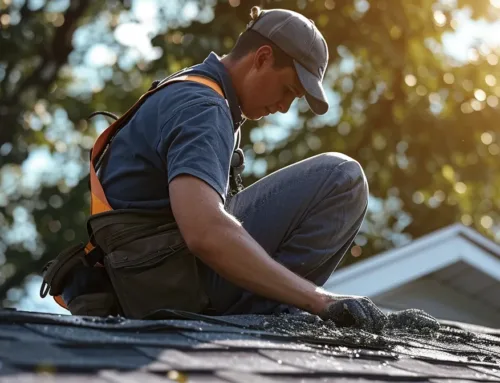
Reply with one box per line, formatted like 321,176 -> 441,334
156,79 -> 229,110
149,80 -> 232,131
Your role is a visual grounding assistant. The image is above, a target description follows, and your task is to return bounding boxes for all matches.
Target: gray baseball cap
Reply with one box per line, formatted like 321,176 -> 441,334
247,7 -> 329,115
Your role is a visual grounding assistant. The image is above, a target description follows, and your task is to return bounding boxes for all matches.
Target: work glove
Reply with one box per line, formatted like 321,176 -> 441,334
319,295 -> 387,333
386,308 -> 440,332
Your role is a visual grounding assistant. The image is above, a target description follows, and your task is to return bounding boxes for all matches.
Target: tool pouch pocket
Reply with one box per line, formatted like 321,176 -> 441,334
40,242 -> 88,299
104,229 -> 208,319
40,243 -> 121,317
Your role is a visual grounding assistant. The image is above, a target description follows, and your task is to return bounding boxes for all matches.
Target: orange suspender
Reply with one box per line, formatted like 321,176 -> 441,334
90,75 -> 225,216
53,75 -> 225,310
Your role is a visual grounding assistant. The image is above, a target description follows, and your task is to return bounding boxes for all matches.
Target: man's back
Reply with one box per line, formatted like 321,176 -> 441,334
99,56 -> 238,209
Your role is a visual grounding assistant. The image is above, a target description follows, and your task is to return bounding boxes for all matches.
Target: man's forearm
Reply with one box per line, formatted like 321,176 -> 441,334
190,212 -> 330,314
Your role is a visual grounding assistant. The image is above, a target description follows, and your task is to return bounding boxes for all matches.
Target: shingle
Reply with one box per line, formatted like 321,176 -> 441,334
0,340 -> 158,371
392,344 -> 474,364
183,373 -> 232,382
259,350 -> 418,377
0,360 -> 22,375
323,347 -> 398,361
98,370 -> 177,382
399,332 -> 486,356
472,342 -> 500,359
138,349 -> 205,370
0,340 -> 72,366
439,320 -> 500,337
467,332 -> 500,346
181,331 -> 313,351
467,365 -> 500,379
218,372 -> 421,383
138,348 -> 304,373
0,324 -> 52,342
61,344 -> 160,370
271,378 -> 428,383
25,323 -> 216,349
205,315 -> 267,328
216,371 -> 285,383
428,380 -> 486,383
0,372 -> 109,382
0,310 -> 246,334
392,358 -> 499,380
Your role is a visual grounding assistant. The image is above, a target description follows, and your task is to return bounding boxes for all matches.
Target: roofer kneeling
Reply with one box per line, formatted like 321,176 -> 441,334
40,7 -> 387,333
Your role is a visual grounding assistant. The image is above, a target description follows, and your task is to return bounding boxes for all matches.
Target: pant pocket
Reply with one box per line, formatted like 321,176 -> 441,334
103,230 -> 208,319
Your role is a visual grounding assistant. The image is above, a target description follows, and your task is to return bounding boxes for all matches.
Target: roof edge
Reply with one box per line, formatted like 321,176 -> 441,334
324,223 -> 500,295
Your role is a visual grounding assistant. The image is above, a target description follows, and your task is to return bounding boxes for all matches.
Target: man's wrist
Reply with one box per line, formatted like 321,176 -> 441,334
308,287 -> 337,316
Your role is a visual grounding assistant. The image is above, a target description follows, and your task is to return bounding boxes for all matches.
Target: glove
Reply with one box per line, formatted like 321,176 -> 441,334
319,296 -> 387,333
386,308 -> 440,331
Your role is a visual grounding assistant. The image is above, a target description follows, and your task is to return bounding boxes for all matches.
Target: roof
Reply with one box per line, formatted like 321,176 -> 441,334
1,307 -> 500,382
324,223 -> 500,326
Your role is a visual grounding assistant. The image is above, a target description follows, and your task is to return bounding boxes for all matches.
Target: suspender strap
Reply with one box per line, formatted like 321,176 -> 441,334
89,75 -> 225,216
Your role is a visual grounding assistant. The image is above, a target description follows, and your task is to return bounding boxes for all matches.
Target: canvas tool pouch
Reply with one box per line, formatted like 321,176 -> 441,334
88,208 -> 209,319
40,242 -> 121,317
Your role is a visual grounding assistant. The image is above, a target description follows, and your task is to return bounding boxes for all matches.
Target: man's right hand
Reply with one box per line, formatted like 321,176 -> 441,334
317,294 -> 387,333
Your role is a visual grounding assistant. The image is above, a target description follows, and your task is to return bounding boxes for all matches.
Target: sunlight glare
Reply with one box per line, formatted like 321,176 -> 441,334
87,44 -> 117,67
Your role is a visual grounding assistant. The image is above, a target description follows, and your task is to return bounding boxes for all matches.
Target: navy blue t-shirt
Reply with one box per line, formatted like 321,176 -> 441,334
99,53 -> 244,209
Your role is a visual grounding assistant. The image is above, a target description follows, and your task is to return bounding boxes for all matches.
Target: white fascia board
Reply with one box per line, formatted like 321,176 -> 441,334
329,224 -> 464,283
324,236 -> 500,297
458,241 -> 500,281
457,225 -> 500,256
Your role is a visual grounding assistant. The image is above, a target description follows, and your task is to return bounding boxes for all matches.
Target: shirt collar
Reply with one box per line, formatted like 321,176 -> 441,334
190,52 -> 245,130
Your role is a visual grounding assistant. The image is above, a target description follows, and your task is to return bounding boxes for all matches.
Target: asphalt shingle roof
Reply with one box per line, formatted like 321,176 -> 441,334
0,308 -> 499,382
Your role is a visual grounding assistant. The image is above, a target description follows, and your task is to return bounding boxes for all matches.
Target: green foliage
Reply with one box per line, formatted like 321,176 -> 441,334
1,0 -> 500,304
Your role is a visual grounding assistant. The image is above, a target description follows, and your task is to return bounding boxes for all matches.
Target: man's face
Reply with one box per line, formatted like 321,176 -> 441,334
240,46 -> 305,120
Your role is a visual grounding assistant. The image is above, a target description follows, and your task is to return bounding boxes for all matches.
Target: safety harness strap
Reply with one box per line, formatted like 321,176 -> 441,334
89,75 -> 225,217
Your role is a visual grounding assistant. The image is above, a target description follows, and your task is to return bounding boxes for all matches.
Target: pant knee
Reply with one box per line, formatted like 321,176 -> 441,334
313,152 -> 369,206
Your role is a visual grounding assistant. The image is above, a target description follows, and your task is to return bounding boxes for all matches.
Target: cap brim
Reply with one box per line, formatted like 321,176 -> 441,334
294,60 -> 329,115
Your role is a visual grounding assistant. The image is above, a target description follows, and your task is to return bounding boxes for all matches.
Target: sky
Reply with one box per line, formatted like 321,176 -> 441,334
7,0 -> 500,315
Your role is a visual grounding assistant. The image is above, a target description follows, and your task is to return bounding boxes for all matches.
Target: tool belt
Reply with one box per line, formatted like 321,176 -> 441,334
39,73 -> 233,319
41,208 -> 209,318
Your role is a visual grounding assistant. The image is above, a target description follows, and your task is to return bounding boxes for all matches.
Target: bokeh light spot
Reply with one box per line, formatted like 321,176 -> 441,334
481,132 -> 493,145
405,74 -> 417,87
454,182 -> 467,194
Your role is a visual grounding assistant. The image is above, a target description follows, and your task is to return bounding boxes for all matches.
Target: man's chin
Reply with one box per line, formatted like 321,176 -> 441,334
242,111 -> 264,121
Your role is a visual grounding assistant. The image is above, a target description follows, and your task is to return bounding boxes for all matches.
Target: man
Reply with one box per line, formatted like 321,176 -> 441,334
47,7 -> 386,332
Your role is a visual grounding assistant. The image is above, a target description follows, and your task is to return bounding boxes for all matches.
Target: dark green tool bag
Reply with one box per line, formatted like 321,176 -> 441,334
88,208 -> 209,319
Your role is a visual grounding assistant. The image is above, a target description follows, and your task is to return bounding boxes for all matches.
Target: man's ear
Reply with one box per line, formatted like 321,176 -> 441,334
253,45 -> 274,71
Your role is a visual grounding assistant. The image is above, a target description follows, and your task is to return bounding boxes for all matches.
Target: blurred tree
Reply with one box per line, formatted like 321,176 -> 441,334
1,0 -> 500,305
155,0 -> 500,264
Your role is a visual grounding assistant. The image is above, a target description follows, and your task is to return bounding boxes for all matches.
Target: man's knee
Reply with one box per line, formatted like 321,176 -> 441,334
313,152 -> 369,205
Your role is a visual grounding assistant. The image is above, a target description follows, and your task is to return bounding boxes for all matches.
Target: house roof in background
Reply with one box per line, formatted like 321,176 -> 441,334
0,308 -> 500,382
324,223 -> 500,303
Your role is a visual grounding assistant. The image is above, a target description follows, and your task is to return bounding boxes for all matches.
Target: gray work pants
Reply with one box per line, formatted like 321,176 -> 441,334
198,152 -> 369,315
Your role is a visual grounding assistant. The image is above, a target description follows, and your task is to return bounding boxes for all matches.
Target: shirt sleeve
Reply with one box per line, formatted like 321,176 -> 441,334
157,99 -> 235,202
